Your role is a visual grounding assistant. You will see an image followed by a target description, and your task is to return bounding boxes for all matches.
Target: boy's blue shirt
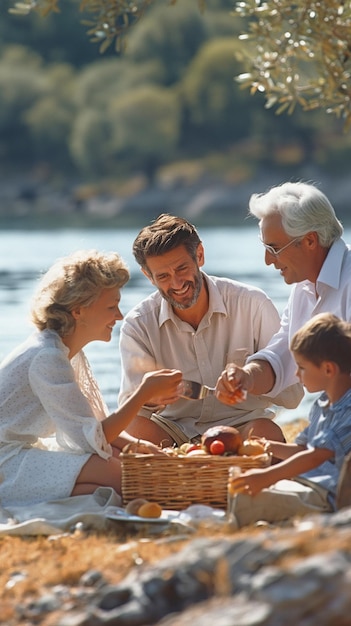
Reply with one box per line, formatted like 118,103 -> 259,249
295,388 -> 351,508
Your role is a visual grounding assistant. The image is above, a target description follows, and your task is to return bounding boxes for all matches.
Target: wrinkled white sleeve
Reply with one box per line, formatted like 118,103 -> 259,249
29,348 -> 112,459
247,294 -> 303,406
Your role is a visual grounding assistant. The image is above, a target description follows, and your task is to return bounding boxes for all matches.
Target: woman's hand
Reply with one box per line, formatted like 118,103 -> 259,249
123,438 -> 166,456
215,363 -> 250,406
137,439 -> 166,455
140,368 -> 183,406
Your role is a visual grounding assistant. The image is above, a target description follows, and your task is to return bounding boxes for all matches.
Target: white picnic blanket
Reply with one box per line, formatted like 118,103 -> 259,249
0,487 -> 123,536
0,487 -> 226,536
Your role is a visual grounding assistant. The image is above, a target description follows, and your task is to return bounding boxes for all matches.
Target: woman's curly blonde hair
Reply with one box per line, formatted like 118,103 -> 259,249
31,249 -> 130,336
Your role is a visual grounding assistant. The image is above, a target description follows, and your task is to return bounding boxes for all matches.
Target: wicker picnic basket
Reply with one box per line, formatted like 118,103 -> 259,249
121,452 -> 271,510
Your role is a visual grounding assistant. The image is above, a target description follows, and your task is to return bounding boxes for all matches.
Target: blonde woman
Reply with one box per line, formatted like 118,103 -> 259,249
0,250 -> 182,507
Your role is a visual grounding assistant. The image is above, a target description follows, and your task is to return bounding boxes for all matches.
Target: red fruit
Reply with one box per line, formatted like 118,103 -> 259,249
186,444 -> 203,454
186,448 -> 207,457
209,440 -> 225,455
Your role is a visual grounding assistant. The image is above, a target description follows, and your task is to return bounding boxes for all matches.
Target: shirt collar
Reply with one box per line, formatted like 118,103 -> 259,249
317,238 -> 347,290
318,387 -> 351,412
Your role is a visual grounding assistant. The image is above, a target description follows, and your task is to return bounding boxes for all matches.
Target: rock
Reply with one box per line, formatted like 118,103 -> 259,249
15,507 -> 351,626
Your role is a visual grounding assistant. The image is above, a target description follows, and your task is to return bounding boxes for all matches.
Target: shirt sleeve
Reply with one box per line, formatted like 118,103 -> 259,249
295,395 -> 351,470
295,425 -> 309,446
246,291 -> 300,398
307,422 -> 351,469
28,347 -> 112,459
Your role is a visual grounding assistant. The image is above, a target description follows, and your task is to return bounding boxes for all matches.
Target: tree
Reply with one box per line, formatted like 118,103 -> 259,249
125,1 -> 210,85
0,46 -> 49,161
69,108 -> 112,176
68,84 -> 180,181
235,0 -> 351,130
74,57 -> 166,111
181,38 -> 254,146
108,85 -> 181,183
1,0 -> 112,66
8,0 -> 351,127
9,1 -> 206,52
25,64 -> 77,169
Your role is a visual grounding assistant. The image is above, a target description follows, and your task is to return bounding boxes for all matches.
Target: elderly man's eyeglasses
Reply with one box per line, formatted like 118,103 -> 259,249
259,236 -> 302,257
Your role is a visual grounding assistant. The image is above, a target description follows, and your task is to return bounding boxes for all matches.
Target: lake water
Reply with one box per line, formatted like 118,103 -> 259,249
2,226 -> 350,424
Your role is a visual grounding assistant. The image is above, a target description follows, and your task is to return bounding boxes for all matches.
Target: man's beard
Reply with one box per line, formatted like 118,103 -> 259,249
160,270 -> 203,310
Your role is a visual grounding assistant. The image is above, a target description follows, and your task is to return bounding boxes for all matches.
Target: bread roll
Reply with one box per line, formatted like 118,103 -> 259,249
126,498 -> 148,515
137,502 -> 162,518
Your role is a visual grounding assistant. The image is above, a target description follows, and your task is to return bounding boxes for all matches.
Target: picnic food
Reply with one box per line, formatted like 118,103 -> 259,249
209,440 -> 226,455
186,447 -> 207,457
237,429 -> 267,456
125,498 -> 163,518
238,437 -> 266,456
137,502 -> 163,518
201,425 -> 242,454
126,498 -> 148,515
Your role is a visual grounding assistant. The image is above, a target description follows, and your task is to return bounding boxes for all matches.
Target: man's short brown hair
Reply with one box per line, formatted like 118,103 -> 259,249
133,213 -> 201,272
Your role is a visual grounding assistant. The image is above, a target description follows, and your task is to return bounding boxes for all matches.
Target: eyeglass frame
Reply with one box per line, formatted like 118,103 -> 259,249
258,235 -> 302,257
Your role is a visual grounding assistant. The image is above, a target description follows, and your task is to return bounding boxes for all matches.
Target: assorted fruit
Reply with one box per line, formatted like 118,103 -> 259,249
122,426 -> 268,459
163,426 -> 268,457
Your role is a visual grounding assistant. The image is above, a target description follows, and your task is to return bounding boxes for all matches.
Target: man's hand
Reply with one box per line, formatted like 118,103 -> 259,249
215,363 -> 249,406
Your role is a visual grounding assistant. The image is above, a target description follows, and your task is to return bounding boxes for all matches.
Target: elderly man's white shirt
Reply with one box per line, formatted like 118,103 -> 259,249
249,238 -> 351,396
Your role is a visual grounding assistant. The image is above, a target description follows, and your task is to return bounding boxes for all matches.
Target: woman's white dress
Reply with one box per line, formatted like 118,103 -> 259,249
0,329 -> 112,506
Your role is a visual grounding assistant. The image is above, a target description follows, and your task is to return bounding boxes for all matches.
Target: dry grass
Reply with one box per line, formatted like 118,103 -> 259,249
0,420 -> 308,623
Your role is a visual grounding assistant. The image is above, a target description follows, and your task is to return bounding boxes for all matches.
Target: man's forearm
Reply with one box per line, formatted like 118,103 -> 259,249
244,359 -> 276,395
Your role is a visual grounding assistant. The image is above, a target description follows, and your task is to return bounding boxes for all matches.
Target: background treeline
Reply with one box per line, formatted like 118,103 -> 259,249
0,0 -> 350,195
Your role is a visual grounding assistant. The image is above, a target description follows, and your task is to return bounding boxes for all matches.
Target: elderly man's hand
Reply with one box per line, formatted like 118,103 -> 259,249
215,363 -> 249,406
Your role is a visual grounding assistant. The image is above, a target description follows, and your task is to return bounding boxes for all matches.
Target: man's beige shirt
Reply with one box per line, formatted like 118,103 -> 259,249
119,273 -> 302,439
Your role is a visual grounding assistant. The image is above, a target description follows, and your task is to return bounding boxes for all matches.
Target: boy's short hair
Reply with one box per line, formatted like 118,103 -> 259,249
290,312 -> 351,372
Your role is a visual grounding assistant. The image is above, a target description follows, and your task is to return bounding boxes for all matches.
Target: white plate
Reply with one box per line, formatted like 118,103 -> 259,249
105,509 -> 179,525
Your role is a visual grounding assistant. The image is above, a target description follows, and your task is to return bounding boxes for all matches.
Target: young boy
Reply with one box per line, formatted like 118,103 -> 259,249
228,312 -> 351,528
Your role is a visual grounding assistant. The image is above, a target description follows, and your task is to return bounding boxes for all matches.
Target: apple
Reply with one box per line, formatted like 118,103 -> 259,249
209,439 -> 225,455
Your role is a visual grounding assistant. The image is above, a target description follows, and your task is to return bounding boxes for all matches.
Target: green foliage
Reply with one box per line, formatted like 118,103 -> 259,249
0,47 -> 49,159
1,0 -> 107,65
2,0 -> 351,184
125,0 -> 210,85
69,84 -> 180,181
24,64 -> 76,167
235,0 -> 351,130
8,0 -> 351,128
74,57 -> 166,109
181,37 -> 252,142
69,108 -> 112,175
9,0 -> 207,52
108,85 -> 181,181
